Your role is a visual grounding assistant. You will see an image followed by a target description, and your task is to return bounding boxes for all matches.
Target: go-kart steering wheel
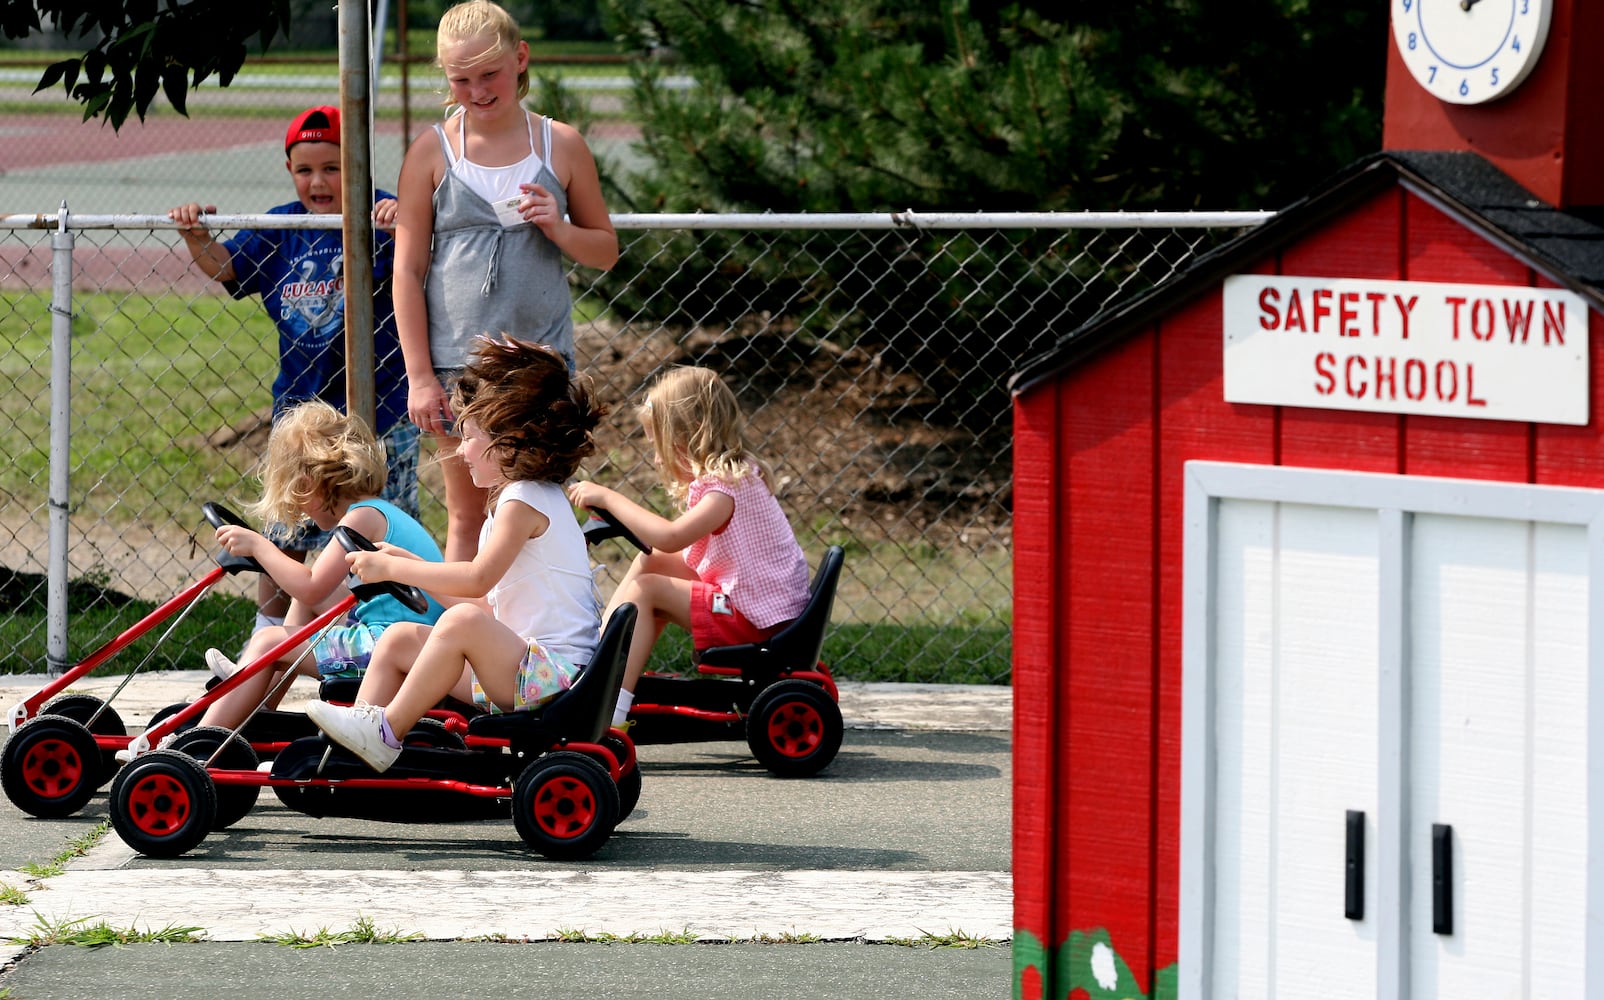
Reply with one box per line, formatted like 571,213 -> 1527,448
334,526 -> 432,615
201,501 -> 265,575
582,506 -> 651,555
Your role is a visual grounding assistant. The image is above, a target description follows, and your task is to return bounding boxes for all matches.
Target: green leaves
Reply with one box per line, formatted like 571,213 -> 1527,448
5,0 -> 291,129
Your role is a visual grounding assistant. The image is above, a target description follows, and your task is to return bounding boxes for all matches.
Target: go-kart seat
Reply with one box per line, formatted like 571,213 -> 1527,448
695,546 -> 844,677
466,602 -> 637,745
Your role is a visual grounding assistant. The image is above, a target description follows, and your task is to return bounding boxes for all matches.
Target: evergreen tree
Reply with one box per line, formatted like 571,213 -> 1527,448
603,0 -> 1386,214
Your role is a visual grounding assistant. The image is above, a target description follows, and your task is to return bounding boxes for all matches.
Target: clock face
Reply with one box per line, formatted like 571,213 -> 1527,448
1392,0 -> 1553,104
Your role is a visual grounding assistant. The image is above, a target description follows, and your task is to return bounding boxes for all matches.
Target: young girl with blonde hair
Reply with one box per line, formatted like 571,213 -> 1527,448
393,0 -> 618,564
178,401 -> 445,739
568,366 -> 811,726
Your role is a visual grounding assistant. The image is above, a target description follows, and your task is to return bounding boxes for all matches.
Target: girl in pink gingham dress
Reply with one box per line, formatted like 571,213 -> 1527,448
568,366 -> 810,726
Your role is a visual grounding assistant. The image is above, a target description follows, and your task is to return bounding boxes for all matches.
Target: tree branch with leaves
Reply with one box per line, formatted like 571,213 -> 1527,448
2,0 -> 290,129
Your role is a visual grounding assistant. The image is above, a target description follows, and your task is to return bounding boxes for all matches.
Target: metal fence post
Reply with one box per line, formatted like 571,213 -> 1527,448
46,202 -> 74,677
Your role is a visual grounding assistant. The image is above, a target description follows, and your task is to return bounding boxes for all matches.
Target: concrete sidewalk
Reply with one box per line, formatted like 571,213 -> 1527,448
0,672 -> 1014,735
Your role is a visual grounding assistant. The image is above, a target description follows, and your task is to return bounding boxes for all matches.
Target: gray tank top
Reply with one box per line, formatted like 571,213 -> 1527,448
424,111 -> 574,369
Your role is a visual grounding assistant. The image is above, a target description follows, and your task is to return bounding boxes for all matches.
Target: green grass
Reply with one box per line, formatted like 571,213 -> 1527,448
1,290 -> 277,519
11,913 -> 204,948
258,915 -> 424,947
0,589 -> 255,676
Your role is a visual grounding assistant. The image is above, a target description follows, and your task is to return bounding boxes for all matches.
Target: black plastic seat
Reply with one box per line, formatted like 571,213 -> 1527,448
695,546 -> 844,676
466,603 -> 637,745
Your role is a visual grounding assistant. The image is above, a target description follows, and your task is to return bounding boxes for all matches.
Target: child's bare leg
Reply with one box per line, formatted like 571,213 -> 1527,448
199,622 -> 320,729
437,441 -> 487,562
355,622 -> 431,708
612,566 -> 697,692
263,658 -> 322,711
603,549 -> 685,621
198,658 -> 283,730
382,605 -> 524,735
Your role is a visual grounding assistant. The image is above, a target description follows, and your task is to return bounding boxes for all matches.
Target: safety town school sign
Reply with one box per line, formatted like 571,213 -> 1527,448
1222,275 -> 1590,425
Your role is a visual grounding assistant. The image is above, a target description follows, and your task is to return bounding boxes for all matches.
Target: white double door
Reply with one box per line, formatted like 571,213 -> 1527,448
1179,462 -> 1604,1000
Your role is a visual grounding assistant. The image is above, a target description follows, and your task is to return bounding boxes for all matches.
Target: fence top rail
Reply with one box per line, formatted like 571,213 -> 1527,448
0,209 -> 1276,233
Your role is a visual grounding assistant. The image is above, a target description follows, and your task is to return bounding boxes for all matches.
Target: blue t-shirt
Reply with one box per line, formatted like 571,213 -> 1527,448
348,498 -> 446,629
223,196 -> 407,435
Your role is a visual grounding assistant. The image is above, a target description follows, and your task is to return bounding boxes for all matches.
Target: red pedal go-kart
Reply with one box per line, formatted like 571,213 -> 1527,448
108,523 -> 641,861
583,508 -> 846,778
1,501 -> 345,819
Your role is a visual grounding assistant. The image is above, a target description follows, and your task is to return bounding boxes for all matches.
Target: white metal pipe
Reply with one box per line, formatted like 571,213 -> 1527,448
47,204 -> 73,676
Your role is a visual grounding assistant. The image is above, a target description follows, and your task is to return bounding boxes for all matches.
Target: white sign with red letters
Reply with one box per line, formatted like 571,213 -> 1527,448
1222,275 -> 1590,424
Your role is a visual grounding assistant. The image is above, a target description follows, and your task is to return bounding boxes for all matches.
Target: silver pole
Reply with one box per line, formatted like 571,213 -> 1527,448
339,0 -> 377,432
47,202 -> 74,676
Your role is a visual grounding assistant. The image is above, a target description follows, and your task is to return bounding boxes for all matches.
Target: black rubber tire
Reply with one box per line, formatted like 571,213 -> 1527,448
600,731 -> 641,823
145,701 -> 197,733
108,749 -> 217,858
1,715 -> 101,818
511,751 -> 619,860
166,726 -> 261,831
744,679 -> 845,778
40,694 -> 126,787
402,717 -> 468,751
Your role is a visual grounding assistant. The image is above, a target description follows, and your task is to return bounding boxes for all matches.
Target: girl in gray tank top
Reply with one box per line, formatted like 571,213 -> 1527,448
427,111 -> 574,369
391,0 -> 617,563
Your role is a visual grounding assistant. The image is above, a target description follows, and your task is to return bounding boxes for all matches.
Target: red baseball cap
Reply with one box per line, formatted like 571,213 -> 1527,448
285,106 -> 341,154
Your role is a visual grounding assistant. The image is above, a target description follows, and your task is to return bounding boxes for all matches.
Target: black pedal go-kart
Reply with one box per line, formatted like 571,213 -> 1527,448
108,523 -> 641,862
2,500 -> 348,819
582,507 -> 846,778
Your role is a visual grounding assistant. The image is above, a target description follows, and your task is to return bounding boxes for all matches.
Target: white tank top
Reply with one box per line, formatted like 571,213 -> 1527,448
445,110 -> 553,205
481,479 -> 599,666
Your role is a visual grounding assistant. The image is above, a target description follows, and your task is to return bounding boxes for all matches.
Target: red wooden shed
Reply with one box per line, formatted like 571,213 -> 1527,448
1007,145 -> 1604,1000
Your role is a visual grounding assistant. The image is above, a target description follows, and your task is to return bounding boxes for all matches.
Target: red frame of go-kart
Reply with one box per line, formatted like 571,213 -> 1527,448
119,591 -> 358,760
5,561 -> 235,740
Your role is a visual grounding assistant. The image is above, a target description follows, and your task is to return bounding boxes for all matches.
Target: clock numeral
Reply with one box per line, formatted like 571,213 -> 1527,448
1427,64 -> 1437,83
1408,31 -> 1418,51
1513,34 -> 1522,52
1490,67 -> 1500,87
1402,0 -> 1412,10
1458,78 -> 1470,97
1520,0 -> 1529,13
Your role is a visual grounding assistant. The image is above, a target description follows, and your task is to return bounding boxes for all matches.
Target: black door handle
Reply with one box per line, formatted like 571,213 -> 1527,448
1432,823 -> 1453,935
1345,810 -> 1365,920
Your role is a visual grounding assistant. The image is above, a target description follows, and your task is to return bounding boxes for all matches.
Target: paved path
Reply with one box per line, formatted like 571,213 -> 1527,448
0,676 -> 1013,971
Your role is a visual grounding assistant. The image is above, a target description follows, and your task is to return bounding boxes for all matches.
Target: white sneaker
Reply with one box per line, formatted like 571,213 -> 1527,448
114,732 -> 177,764
205,647 -> 239,681
305,700 -> 401,773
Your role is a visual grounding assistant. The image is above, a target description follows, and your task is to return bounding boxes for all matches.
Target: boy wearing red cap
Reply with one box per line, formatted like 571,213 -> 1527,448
168,106 -> 421,639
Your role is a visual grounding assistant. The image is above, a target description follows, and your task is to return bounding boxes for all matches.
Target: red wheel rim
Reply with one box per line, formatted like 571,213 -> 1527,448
532,775 -> 597,839
125,771 -> 194,837
766,701 -> 824,759
21,737 -> 86,801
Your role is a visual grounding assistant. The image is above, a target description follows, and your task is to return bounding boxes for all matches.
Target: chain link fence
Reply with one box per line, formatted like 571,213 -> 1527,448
0,210 -> 1267,683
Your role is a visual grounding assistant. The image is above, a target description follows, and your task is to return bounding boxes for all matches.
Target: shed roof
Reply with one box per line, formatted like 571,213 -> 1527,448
1009,151 -> 1604,396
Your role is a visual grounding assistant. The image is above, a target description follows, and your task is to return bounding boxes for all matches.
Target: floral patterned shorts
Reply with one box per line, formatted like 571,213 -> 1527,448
310,619 -> 382,679
471,639 -> 581,713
